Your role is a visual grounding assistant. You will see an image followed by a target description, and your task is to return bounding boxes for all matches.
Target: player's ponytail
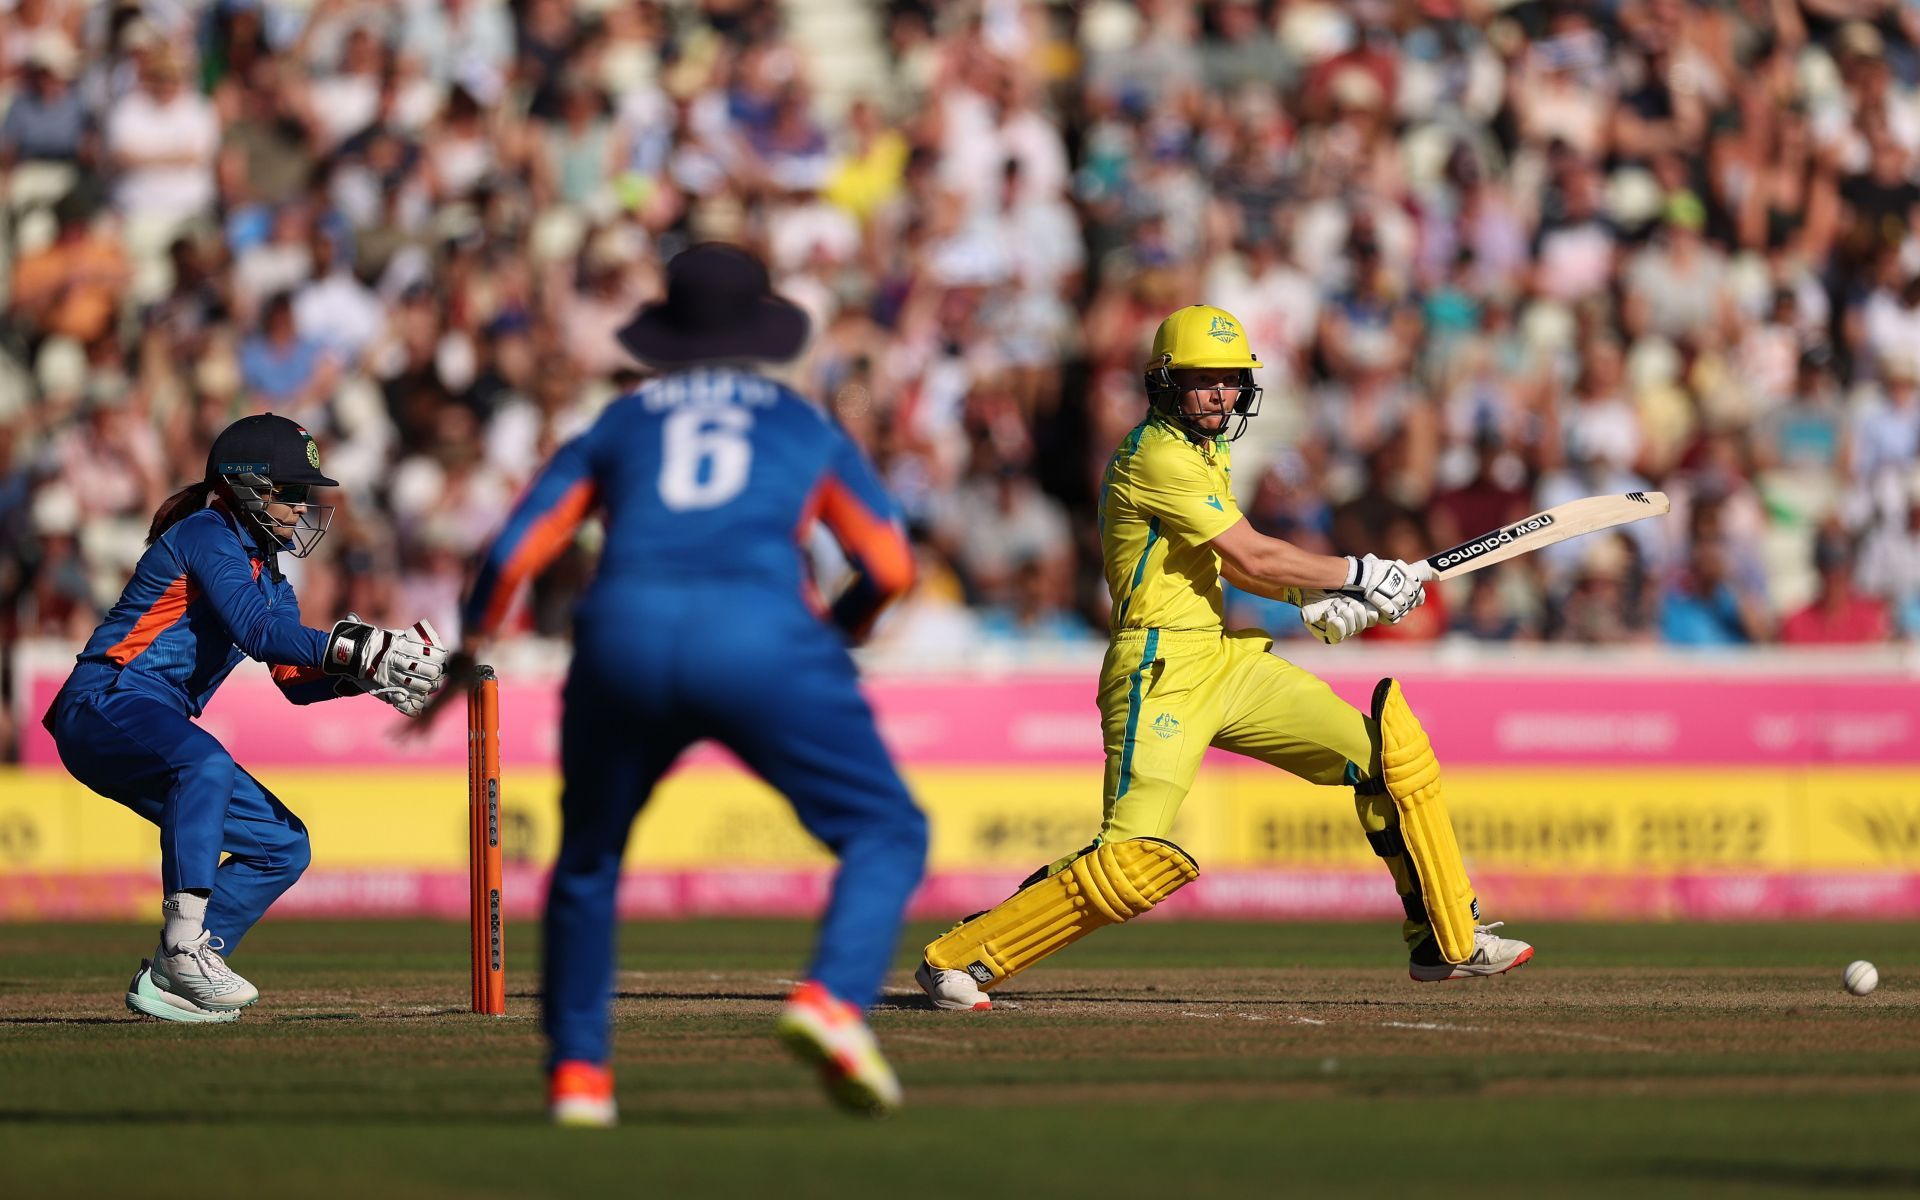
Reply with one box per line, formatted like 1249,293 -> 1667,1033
147,478 -> 216,544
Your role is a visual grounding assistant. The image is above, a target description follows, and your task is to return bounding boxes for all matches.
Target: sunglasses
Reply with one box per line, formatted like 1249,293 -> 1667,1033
272,484 -> 312,505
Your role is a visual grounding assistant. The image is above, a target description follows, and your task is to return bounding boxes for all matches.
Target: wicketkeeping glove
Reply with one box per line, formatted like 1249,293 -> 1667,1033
323,614 -> 449,717
1340,554 -> 1429,623
1298,590 -> 1378,645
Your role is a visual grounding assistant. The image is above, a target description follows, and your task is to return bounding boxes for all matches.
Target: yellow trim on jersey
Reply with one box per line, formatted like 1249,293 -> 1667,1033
1099,417 -> 1241,634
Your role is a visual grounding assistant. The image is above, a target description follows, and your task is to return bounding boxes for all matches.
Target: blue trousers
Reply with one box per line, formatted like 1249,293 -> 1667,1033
49,687 -> 311,952
545,592 -> 928,1066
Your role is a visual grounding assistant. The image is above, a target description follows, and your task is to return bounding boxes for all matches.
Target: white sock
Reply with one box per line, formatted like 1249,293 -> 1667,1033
162,891 -> 208,951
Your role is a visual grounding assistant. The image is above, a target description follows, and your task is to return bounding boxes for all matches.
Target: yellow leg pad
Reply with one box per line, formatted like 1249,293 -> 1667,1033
923,838 -> 1199,989
1374,679 -> 1477,965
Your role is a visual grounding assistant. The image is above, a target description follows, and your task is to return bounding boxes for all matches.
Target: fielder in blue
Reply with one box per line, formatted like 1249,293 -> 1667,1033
45,414 -> 449,1023
447,244 -> 927,1125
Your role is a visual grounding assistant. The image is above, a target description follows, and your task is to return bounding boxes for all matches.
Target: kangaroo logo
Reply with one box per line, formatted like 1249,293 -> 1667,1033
1152,712 -> 1181,740
1206,316 -> 1238,344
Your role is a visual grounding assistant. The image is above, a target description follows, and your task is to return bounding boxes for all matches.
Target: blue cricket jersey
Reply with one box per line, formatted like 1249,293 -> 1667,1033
53,502 -> 335,719
463,366 -> 913,642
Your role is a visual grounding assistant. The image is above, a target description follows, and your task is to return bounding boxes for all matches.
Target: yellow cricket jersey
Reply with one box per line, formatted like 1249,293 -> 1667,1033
1100,415 -> 1244,634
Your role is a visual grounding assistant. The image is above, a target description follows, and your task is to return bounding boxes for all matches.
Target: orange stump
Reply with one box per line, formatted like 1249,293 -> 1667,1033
468,666 -> 505,1014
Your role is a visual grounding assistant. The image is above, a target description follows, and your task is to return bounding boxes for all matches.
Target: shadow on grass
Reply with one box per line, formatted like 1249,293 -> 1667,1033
0,1016 -> 136,1025
1004,993 -> 1413,1009
612,991 -> 788,1003
0,1107 -> 755,1128
872,996 -> 934,1012
1645,1160 -> 1920,1190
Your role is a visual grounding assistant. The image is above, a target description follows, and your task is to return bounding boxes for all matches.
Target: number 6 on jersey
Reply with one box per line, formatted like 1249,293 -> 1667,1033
659,408 -> 754,510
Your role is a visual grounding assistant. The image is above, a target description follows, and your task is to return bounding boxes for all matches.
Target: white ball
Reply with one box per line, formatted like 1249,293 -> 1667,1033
1844,960 -> 1879,996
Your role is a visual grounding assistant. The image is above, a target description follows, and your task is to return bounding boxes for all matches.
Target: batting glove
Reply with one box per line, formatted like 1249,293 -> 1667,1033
1341,554 -> 1429,623
1298,590 -> 1379,644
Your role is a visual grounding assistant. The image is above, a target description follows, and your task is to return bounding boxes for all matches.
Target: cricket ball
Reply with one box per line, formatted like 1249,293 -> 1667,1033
1844,960 -> 1879,997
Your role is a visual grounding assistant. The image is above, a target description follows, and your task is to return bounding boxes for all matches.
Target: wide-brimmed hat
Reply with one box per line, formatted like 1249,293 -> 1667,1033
616,242 -> 809,367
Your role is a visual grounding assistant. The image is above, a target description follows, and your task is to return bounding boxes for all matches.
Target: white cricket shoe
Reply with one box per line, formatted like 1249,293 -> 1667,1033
1409,922 -> 1536,982
150,931 -> 259,1011
915,959 -> 992,1011
125,960 -> 240,1024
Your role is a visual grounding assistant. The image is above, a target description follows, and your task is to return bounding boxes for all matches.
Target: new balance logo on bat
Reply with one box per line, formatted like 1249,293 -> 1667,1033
1626,491 -> 1652,503
1430,513 -> 1557,571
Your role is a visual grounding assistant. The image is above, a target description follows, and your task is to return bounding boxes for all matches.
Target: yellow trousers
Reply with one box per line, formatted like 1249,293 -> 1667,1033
1096,627 -> 1373,841
1038,627 -> 1431,948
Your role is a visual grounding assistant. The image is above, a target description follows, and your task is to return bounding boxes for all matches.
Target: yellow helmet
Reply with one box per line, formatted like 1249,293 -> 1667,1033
1146,304 -> 1264,372
1144,305 -> 1264,441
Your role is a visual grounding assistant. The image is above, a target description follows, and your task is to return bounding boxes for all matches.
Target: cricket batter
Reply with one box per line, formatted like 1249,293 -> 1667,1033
448,243 -> 927,1125
916,305 -> 1533,1011
45,414 -> 449,1023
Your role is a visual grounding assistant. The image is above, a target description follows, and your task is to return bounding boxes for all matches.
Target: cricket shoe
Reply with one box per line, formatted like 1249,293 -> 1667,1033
149,930 -> 258,1011
1409,922 -> 1535,982
915,959 -> 992,1011
548,1061 -> 617,1128
125,960 -> 241,1024
776,981 -> 902,1117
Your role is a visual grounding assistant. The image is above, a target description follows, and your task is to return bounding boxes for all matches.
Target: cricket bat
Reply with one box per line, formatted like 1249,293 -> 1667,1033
1420,491 -> 1669,582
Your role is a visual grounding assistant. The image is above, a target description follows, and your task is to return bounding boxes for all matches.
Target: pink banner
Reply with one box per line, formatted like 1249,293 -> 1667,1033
21,666 -> 1920,768
8,868 -> 1920,921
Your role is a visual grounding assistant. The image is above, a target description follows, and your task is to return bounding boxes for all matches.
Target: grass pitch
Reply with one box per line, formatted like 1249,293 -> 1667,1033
5,920 -> 1920,1198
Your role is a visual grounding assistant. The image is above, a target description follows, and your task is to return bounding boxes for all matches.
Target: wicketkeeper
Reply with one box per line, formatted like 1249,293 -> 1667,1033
44,415 -> 448,1022
917,305 -> 1533,1011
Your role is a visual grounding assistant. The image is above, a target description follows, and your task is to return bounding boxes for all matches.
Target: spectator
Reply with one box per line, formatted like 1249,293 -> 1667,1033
239,292 -> 338,414
1858,480 -> 1920,637
106,44 -> 219,234
1,33 -> 89,173
8,192 -> 130,346
1781,523 -> 1893,644
1452,573 -> 1529,643
935,456 -> 1072,606
1551,535 -> 1654,645
293,226 -> 385,365
977,555 -> 1096,644
1661,535 -> 1770,647
1849,357 -> 1920,488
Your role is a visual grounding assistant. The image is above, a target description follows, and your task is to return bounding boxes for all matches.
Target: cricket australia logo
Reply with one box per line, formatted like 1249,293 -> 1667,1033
1430,514 -> 1556,571
1152,712 -> 1181,740
1206,316 -> 1238,343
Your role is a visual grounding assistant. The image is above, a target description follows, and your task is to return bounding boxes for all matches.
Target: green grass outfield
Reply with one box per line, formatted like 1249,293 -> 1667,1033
5,920 -> 1920,1198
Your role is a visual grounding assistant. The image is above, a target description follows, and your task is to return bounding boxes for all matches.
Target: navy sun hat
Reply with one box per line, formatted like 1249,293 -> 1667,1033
206,413 -> 339,488
615,242 -> 810,367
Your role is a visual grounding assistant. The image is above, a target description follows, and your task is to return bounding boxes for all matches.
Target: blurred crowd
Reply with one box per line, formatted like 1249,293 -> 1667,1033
5,0 -> 1920,753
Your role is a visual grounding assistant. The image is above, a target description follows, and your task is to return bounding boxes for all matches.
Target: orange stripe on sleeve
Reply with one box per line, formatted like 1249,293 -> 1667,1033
270,664 -> 328,686
816,478 -> 915,599
105,575 -> 196,665
794,480 -> 829,616
478,480 -> 598,637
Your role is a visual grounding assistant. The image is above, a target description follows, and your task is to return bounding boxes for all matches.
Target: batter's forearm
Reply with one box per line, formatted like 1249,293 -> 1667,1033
1221,561 -> 1298,602
1209,518 -> 1351,592
1230,540 -> 1350,591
